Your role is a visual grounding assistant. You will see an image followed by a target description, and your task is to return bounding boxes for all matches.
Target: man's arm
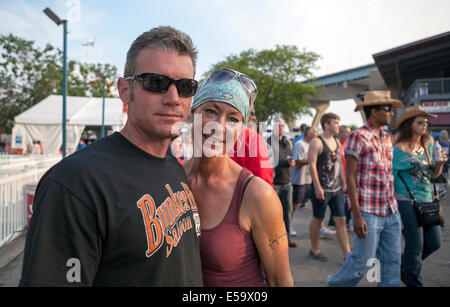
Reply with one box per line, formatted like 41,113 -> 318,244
346,155 -> 367,239
308,138 -> 324,200
293,142 -> 309,168
338,146 -> 347,193
295,159 -> 309,168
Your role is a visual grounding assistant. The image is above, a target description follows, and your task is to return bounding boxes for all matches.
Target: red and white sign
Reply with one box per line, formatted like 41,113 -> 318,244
25,184 -> 37,227
422,101 -> 450,113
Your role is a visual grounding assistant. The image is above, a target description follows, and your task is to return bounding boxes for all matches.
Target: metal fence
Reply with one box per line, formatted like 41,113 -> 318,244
0,155 -> 60,247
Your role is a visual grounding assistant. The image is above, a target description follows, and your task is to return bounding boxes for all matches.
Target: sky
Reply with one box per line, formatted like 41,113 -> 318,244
1,0 -> 450,127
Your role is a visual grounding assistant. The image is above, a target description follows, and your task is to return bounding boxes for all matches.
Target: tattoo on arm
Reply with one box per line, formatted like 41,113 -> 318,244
268,232 -> 288,250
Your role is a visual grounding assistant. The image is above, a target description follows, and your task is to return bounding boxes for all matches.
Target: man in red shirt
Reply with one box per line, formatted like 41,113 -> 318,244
230,104 -> 273,186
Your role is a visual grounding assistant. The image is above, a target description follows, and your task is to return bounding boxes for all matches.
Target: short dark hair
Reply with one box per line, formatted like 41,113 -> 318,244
299,123 -> 308,133
124,26 -> 198,78
363,106 -> 377,119
303,125 -> 311,135
321,113 -> 340,129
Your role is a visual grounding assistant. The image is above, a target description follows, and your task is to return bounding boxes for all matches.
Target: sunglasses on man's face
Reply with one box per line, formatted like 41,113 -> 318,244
377,106 -> 393,113
126,73 -> 198,97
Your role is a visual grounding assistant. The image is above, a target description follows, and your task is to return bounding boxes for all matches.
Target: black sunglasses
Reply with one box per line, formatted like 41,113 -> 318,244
126,73 -> 198,97
377,106 -> 393,112
331,152 -> 337,163
416,120 -> 429,126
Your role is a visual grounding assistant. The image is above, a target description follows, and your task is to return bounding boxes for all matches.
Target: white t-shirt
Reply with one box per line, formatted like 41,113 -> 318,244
290,139 -> 311,185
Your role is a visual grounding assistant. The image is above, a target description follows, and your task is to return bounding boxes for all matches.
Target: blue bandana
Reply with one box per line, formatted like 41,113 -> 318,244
191,78 -> 250,123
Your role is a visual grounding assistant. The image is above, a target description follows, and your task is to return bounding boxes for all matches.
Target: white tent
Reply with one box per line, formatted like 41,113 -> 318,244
11,95 -> 127,155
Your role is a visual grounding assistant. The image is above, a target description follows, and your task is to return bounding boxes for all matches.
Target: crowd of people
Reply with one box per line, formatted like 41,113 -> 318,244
273,91 -> 448,287
18,26 -> 448,288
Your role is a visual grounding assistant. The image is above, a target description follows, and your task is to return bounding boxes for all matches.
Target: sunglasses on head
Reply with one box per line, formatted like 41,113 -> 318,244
377,106 -> 393,112
126,73 -> 198,97
203,69 -> 258,105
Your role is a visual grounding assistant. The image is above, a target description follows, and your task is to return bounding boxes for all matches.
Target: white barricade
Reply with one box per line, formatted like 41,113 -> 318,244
0,155 -> 61,247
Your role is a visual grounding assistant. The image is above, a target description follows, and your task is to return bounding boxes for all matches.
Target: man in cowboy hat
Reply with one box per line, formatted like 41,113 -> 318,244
328,90 -> 404,287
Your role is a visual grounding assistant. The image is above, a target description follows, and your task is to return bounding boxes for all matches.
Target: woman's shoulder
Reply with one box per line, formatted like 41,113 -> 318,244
240,175 -> 283,231
243,176 -> 280,209
394,142 -> 409,153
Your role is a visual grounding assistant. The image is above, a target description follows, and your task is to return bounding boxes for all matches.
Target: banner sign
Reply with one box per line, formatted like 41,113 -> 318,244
422,101 -> 450,113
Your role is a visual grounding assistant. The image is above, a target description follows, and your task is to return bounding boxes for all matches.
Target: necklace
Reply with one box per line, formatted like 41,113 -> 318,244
409,142 -> 424,155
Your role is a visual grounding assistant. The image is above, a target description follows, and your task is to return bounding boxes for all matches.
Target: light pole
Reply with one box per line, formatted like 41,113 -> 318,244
83,37 -> 95,64
43,7 -> 68,158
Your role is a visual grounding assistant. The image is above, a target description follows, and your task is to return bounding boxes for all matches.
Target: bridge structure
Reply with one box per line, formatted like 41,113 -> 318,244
306,31 -> 450,130
306,63 -> 383,127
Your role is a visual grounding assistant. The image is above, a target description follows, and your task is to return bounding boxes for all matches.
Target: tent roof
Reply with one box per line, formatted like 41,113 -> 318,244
14,95 -> 125,125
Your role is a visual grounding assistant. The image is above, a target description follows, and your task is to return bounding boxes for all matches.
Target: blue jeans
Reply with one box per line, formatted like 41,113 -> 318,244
274,183 -> 293,239
327,210 -> 402,287
397,199 -> 442,287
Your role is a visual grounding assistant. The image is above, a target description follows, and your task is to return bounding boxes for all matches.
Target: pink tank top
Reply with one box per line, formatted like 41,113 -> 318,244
200,168 -> 267,287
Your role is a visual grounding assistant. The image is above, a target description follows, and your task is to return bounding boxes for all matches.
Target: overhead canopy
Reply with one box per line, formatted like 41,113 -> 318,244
14,95 -> 125,125
373,31 -> 450,95
11,95 -> 127,155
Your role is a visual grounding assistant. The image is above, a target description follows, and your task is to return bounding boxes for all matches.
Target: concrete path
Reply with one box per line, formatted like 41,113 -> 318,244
1,192 -> 449,287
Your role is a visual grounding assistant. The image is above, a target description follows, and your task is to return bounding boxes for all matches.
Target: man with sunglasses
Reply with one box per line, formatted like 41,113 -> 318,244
308,113 -> 350,262
328,90 -> 404,287
20,26 -> 203,286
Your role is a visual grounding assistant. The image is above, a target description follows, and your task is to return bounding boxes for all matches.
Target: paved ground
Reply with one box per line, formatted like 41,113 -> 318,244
289,190 -> 450,287
1,191 -> 449,287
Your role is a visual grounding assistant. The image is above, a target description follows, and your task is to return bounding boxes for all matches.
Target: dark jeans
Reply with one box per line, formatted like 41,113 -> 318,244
329,196 -> 352,227
397,199 -> 442,287
274,183 -> 293,239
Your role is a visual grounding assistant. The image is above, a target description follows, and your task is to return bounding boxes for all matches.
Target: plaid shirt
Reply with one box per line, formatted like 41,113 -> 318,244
345,123 -> 398,216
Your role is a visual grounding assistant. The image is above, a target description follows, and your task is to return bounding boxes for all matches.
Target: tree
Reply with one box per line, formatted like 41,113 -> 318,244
0,33 -> 119,134
204,45 -> 320,126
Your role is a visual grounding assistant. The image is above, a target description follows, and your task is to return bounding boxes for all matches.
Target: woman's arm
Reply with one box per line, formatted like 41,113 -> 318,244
240,178 -> 294,287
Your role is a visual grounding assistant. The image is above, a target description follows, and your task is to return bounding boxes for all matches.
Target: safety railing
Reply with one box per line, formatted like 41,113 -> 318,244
0,155 -> 60,247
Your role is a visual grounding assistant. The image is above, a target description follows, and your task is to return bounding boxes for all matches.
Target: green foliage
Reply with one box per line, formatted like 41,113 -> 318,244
0,33 -> 119,133
203,45 -> 320,124
350,124 -> 359,131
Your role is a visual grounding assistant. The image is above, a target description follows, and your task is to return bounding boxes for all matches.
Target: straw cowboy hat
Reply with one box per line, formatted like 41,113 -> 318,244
354,90 -> 404,112
395,104 -> 437,129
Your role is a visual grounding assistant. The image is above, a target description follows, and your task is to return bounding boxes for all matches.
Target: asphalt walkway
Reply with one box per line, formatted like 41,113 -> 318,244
1,192 -> 449,287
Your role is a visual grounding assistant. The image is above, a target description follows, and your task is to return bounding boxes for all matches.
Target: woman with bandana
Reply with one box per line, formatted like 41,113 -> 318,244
183,69 -> 293,287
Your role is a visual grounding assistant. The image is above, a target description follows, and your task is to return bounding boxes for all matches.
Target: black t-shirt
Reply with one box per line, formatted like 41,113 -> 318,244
20,132 -> 203,286
267,135 -> 292,185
